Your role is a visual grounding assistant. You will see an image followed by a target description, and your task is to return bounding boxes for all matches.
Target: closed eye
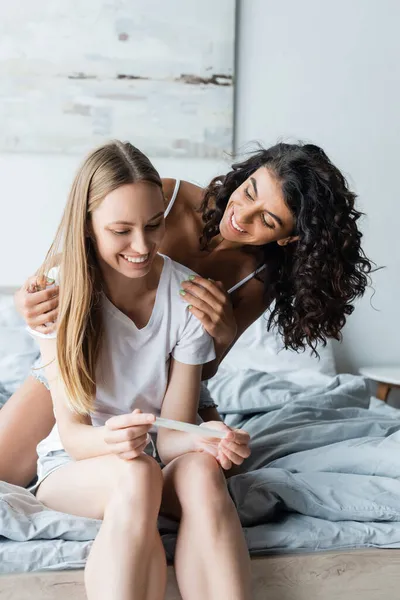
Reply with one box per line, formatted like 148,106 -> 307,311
261,214 -> 275,229
245,188 -> 254,201
112,230 -> 130,235
246,187 -> 274,228
145,220 -> 163,230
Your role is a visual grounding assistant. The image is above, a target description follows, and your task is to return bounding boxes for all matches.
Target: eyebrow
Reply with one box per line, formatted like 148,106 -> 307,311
250,177 -> 258,197
250,177 -> 284,227
110,212 -> 164,226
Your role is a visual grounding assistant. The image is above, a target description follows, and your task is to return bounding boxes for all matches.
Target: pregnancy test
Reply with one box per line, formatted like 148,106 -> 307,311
154,417 -> 226,439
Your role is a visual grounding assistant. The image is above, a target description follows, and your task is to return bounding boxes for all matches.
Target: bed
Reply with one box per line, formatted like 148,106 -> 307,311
1,289 -> 400,599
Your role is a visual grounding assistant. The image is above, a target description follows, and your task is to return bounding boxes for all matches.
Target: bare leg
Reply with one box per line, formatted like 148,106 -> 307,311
37,453 -> 167,600
0,376 -> 54,486
162,452 -> 252,600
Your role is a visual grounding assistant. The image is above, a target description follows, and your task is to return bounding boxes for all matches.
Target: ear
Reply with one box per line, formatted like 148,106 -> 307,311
277,235 -> 299,247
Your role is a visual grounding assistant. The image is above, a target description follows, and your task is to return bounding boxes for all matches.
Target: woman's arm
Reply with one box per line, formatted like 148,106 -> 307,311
38,338 -> 154,461
156,358 -> 250,469
156,359 -> 205,464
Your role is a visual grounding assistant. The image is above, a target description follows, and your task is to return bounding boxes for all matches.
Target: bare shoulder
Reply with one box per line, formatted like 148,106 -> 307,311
232,269 -> 270,336
162,178 -> 204,211
161,178 -> 177,209
235,272 -> 266,311
180,180 -> 205,206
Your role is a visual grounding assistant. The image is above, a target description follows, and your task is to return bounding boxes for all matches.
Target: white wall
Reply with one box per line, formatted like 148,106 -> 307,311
235,0 -> 400,374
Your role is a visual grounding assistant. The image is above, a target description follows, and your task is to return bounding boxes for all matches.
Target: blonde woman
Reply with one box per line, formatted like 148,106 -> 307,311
29,141 -> 252,600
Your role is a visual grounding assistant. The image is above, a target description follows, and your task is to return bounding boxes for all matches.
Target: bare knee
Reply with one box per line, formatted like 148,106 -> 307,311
108,455 -> 163,520
0,377 -> 54,486
171,453 -> 231,515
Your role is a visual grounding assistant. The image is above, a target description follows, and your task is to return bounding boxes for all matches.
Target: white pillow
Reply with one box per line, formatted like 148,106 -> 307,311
222,312 -> 337,377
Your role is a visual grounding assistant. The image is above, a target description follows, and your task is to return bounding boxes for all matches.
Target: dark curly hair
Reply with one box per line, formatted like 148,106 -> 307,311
200,142 -> 372,353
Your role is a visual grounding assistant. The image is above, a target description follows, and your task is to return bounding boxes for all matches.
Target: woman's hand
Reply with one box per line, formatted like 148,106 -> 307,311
15,275 -> 59,334
104,409 -> 156,460
180,276 -> 237,349
194,421 -> 251,471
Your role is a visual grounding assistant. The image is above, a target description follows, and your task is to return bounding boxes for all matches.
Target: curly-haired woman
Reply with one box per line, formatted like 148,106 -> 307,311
1,141 -> 372,486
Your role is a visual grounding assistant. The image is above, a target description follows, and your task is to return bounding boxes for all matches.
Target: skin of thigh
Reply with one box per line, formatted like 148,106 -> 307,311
0,376 -> 55,486
36,453 -> 162,520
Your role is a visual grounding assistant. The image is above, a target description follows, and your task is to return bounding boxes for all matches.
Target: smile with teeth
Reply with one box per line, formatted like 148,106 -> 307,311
122,253 -> 149,264
231,211 -> 247,233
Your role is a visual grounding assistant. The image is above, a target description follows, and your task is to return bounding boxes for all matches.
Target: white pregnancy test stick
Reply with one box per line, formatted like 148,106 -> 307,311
154,417 -> 226,439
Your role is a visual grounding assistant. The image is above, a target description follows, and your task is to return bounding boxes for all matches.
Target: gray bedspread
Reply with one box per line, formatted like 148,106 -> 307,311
2,372 -> 400,573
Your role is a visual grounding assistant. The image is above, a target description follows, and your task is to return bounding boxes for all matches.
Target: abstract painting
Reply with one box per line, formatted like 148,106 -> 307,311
0,0 -> 235,157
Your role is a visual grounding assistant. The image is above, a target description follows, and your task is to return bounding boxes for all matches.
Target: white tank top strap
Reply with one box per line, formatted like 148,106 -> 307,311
227,264 -> 266,295
164,179 -> 181,218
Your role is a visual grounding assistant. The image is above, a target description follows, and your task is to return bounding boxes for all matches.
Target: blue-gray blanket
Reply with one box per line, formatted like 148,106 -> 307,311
2,372 -> 400,573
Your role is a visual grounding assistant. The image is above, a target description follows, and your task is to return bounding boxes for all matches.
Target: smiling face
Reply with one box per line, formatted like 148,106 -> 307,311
89,181 -> 165,280
219,167 -> 296,246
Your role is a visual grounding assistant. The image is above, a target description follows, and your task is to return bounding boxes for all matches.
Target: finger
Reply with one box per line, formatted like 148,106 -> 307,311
185,306 -> 220,340
106,433 -> 149,452
179,288 -> 217,316
217,450 -> 232,471
181,276 -> 227,304
185,306 -> 213,330
230,430 -> 251,445
28,308 -> 59,329
104,427 -> 150,444
24,276 -> 40,290
219,445 -> 245,466
27,283 -> 40,294
180,284 -> 224,317
39,308 -> 58,325
220,440 -> 251,459
118,442 -> 149,461
25,287 -> 59,309
218,427 -> 249,445
24,275 -> 47,292
30,296 -> 59,318
105,429 -> 150,446
106,412 -> 155,430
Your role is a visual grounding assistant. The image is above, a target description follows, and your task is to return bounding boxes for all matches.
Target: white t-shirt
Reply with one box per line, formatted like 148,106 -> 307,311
35,255 -> 215,459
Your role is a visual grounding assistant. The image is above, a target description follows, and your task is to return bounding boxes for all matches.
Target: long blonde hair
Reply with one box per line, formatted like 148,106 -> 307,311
40,141 -> 162,414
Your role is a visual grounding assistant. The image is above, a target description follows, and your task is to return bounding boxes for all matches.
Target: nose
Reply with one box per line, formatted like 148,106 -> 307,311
236,205 -> 256,225
129,230 -> 151,255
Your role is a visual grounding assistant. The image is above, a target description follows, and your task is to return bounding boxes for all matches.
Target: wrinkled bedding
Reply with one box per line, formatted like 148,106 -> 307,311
2,370 -> 400,573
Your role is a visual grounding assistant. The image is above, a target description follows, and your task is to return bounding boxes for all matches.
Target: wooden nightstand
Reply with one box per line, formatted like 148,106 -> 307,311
359,366 -> 400,402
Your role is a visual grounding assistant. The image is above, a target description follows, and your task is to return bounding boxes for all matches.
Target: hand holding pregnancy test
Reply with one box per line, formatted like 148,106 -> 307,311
105,410 -> 251,470
154,415 -> 251,471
